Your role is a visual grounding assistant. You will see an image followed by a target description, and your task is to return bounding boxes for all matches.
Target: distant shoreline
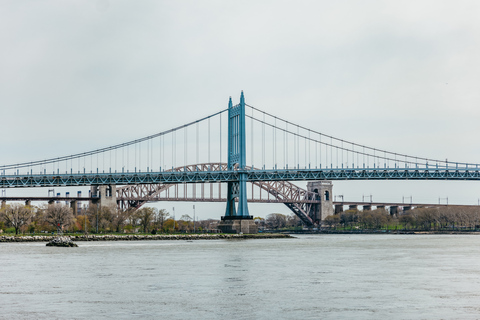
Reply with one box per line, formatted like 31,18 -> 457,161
289,230 -> 480,235
0,233 -> 293,243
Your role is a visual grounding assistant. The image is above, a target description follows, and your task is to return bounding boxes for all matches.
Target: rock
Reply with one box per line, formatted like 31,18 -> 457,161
46,236 -> 78,247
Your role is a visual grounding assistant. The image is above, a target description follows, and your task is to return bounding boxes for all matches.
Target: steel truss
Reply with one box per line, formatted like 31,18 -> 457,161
116,163 -> 318,225
2,166 -> 480,188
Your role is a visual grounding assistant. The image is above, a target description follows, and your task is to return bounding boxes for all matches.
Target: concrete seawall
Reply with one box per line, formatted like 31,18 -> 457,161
0,233 -> 292,242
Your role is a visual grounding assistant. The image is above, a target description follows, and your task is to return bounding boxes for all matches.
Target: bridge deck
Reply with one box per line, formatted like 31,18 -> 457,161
2,167 -> 480,188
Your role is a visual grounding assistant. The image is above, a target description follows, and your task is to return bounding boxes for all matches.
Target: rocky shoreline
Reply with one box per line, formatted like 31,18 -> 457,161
0,233 -> 293,243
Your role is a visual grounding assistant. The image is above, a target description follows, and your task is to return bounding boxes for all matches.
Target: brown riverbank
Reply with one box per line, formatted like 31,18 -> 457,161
0,233 -> 293,242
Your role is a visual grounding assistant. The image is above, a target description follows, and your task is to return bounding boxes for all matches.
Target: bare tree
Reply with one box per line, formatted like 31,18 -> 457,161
0,203 -> 34,235
153,209 -> 169,232
111,208 -> 133,233
266,213 -> 287,229
286,214 -> 302,228
137,207 -> 155,233
44,204 -> 75,233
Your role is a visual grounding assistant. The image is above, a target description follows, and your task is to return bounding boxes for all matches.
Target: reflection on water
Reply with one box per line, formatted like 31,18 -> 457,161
1,235 -> 480,319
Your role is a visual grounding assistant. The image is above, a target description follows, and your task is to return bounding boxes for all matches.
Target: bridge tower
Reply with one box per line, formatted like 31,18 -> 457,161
218,92 -> 257,233
307,181 -> 334,222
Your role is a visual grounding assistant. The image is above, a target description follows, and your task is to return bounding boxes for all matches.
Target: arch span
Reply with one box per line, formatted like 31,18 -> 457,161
116,163 -> 320,226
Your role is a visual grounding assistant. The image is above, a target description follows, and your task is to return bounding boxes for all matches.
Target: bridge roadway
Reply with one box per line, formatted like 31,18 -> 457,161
2,166 -> 480,188
0,195 -> 472,209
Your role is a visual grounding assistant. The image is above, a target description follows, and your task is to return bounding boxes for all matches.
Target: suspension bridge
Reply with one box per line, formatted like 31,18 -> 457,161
1,92 -> 479,230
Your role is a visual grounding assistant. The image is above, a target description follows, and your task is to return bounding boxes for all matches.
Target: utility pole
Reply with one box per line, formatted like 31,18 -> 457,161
193,205 -> 196,233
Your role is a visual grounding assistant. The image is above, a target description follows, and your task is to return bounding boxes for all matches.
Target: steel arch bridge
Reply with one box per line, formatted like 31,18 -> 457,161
116,163 -> 320,225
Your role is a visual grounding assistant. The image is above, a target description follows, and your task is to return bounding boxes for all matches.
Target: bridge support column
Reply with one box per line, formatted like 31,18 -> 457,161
362,205 -> 371,211
90,185 -> 117,209
389,206 -> 398,216
70,200 -> 78,216
349,205 -> 357,211
335,204 -> 343,214
1,200 -> 5,209
218,92 -> 256,234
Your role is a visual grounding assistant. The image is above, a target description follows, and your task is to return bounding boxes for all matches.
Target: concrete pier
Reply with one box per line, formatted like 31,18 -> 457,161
335,204 -> 344,214
217,216 -> 258,234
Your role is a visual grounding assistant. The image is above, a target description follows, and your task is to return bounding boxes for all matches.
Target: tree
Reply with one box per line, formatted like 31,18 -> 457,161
153,209 -> 169,232
137,207 -> 155,233
399,214 -> 414,230
340,210 -> 357,228
111,208 -> 133,233
44,204 -> 75,233
324,214 -> 340,228
76,215 -> 91,233
412,208 -> 437,230
0,203 -> 34,235
266,213 -> 287,229
163,218 -> 177,232
286,214 -> 302,228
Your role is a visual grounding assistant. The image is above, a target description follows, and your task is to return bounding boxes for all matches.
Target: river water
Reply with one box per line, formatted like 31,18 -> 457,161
1,234 -> 480,319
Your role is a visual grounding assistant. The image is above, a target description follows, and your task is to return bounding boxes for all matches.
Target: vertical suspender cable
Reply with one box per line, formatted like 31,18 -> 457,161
336,142 -> 338,168
297,126 -> 300,169
282,120 -> 285,168
319,133 -> 321,168
184,127 -> 187,168
285,122 -> 288,168
146,139 -> 149,170
250,108 -> 254,167
196,122 -> 199,166
341,140 -> 343,168
208,118 -> 211,165
304,130 -> 307,168
308,130 -> 311,168
219,114 -> 222,166
273,118 -> 275,168
330,137 -> 333,168
325,135 -> 328,169
293,126 -> 296,168
262,113 -> 265,168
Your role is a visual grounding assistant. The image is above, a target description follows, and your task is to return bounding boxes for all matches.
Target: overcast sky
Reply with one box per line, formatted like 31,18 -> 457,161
2,1 -> 480,218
